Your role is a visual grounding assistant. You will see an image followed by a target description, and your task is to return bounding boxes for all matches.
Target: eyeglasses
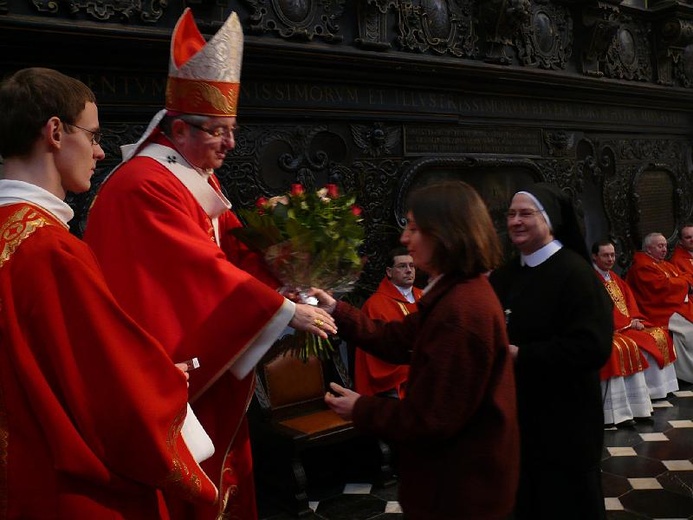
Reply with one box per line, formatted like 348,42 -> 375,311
506,209 -> 541,220
64,122 -> 102,145
184,121 -> 237,140
393,263 -> 415,270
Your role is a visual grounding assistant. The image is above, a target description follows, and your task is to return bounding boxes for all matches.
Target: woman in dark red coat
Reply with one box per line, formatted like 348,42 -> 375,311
312,181 -> 519,520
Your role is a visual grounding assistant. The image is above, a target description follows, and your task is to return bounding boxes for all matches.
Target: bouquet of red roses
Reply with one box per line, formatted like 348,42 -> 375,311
233,183 -> 365,359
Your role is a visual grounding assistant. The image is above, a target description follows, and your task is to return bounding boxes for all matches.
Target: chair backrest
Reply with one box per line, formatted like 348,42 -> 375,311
263,353 -> 325,411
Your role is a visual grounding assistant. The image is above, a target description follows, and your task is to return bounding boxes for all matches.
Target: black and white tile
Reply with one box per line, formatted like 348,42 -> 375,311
258,382 -> 693,520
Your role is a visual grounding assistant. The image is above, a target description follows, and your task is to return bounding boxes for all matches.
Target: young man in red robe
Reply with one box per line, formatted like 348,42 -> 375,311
592,240 -> 677,408
83,9 -> 336,520
355,247 -> 422,399
0,68 -> 217,519
626,232 -> 693,383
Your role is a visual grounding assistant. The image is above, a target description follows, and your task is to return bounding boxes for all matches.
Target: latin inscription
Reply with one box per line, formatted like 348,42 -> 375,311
405,127 -> 542,155
64,74 -> 688,130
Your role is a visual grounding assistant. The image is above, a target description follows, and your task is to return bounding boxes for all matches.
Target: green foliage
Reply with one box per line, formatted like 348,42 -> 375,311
232,184 -> 366,361
233,184 -> 365,293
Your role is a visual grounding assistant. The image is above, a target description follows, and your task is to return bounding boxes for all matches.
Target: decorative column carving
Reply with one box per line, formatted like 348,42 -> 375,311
580,0 -> 621,77
355,0 -> 396,50
478,0 -> 531,64
652,2 -> 693,87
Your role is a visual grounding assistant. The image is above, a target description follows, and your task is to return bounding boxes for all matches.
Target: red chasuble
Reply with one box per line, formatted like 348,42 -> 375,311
354,277 -> 422,398
670,244 -> 693,282
595,269 -> 675,379
84,139 -> 288,520
0,203 -> 216,519
626,252 -> 693,328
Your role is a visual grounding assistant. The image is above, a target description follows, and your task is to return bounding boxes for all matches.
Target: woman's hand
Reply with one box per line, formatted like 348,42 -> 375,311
324,382 -> 360,421
307,287 -> 337,314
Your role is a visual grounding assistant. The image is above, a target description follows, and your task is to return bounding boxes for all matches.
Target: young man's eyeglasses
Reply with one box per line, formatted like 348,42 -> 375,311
64,122 -> 102,145
184,121 -> 237,140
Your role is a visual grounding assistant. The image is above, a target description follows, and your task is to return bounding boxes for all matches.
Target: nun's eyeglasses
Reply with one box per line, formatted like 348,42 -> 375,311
506,209 -> 540,220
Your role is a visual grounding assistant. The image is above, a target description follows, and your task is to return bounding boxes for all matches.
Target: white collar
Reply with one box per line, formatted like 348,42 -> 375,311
593,264 -> 611,281
0,179 -> 73,227
393,283 -> 415,303
520,239 -> 563,267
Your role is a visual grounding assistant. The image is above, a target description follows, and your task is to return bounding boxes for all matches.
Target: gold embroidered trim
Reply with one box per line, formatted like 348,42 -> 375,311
604,280 -> 629,317
645,327 -> 674,365
612,334 -> 643,374
397,301 -> 411,316
0,206 -> 52,270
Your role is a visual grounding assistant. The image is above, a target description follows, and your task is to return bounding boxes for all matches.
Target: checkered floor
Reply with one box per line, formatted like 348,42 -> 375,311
258,382 -> 693,520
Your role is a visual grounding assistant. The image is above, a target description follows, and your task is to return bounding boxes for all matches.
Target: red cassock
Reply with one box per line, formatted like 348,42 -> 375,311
626,252 -> 693,327
595,269 -> 675,379
0,203 -> 216,519
354,278 -> 422,398
84,138 -> 288,520
670,244 -> 693,282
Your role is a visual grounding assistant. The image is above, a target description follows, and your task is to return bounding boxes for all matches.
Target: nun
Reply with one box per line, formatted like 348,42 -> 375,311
489,182 -> 613,520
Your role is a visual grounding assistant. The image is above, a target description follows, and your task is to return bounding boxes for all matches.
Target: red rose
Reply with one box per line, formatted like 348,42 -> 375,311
291,184 -> 305,196
351,205 -> 362,217
325,183 -> 339,199
256,197 -> 268,208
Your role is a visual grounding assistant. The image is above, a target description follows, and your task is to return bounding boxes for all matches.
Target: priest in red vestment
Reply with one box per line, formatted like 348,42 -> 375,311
626,232 -> 693,383
83,9 -> 336,520
670,224 -> 693,280
0,68 -> 216,519
592,240 -> 677,405
355,247 -> 422,398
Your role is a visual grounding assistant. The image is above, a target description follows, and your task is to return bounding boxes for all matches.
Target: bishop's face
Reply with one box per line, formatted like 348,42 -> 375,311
173,116 -> 238,171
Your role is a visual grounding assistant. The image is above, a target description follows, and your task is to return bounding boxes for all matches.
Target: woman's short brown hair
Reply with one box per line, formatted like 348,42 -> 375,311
406,180 -> 502,277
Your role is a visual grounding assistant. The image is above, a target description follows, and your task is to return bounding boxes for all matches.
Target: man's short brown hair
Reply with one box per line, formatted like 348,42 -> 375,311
0,68 -> 96,158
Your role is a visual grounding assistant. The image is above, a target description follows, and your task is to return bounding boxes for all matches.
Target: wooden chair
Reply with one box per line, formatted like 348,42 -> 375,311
249,336 -> 394,517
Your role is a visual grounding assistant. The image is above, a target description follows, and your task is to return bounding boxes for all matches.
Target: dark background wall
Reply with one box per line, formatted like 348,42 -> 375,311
2,0 -> 693,295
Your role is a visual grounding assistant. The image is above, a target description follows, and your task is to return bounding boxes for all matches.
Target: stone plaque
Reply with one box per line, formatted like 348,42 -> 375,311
635,170 -> 675,238
404,126 -> 542,155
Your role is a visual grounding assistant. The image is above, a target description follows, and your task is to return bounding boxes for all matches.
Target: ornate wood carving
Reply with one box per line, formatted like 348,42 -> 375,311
355,0 -> 396,50
604,16 -> 652,81
515,0 -> 573,69
242,0 -> 346,42
351,123 -> 400,157
395,0 -> 477,58
654,10 -> 693,87
580,0 -> 620,77
478,0 -> 531,64
31,0 -> 167,22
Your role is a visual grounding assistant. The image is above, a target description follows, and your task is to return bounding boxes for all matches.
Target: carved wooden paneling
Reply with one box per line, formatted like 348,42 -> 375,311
515,0 -> 572,69
242,0 -> 346,42
4,0 -> 693,292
